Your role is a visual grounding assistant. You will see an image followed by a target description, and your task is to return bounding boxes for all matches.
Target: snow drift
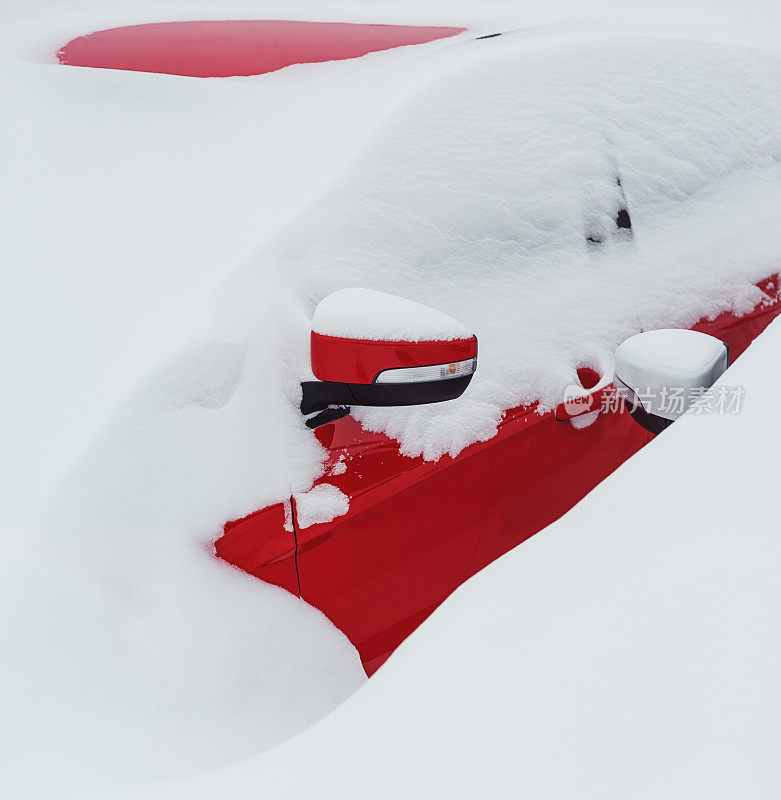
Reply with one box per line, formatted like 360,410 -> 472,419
0,323 -> 365,786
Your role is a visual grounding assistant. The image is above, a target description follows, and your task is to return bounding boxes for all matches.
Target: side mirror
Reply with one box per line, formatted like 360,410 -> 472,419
614,329 -> 729,434
301,288 -> 477,427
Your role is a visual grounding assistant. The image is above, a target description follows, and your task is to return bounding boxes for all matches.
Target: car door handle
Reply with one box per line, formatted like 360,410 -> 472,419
554,384 -> 613,422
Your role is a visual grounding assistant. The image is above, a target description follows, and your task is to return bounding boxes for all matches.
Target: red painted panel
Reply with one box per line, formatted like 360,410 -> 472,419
57,20 -> 466,78
466,401 -> 649,575
296,416 -> 493,658
215,502 -> 299,596
296,396 -> 649,673
311,332 -> 477,384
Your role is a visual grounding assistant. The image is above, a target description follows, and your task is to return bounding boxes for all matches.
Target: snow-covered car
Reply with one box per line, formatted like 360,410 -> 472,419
41,26 -> 781,678
5,10 -> 781,790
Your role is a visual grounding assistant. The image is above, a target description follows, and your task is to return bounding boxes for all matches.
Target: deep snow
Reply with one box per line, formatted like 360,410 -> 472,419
2,0 -> 781,795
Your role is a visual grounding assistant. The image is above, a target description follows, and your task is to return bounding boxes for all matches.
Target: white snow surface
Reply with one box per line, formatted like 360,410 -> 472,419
3,0 -> 781,794
312,287 -> 471,341
107,306 -> 781,800
293,483 -> 350,529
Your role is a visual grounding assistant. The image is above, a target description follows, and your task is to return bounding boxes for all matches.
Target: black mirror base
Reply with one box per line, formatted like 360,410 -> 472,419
629,405 -> 674,435
305,406 -> 351,429
301,375 -> 473,415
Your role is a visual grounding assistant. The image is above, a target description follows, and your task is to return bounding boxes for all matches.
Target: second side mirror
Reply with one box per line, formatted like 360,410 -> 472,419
614,329 -> 729,434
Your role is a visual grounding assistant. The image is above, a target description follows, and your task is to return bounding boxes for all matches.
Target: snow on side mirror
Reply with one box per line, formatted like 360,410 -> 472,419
301,288 -> 477,428
614,329 -> 729,434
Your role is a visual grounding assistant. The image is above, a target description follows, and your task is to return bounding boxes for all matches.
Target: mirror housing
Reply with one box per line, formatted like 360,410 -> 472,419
614,329 -> 729,434
301,289 -> 477,422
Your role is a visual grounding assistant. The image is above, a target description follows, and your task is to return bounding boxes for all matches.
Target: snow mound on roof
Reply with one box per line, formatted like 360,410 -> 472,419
249,37 -> 781,460
312,287 -> 471,341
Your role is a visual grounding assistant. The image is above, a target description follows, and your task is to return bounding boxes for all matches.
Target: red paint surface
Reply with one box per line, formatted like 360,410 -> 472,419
311,332 -> 477,384
57,20 -> 466,78
217,502 -> 299,596
216,276 -> 781,675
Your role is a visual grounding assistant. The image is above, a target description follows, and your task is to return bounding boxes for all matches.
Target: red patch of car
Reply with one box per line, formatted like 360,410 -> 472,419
57,20 -> 465,78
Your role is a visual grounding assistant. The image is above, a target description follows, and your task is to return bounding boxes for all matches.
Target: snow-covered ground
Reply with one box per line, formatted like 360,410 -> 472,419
2,0 -> 780,796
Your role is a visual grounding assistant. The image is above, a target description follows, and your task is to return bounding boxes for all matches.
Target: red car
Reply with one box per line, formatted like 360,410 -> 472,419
217,276 -> 781,675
